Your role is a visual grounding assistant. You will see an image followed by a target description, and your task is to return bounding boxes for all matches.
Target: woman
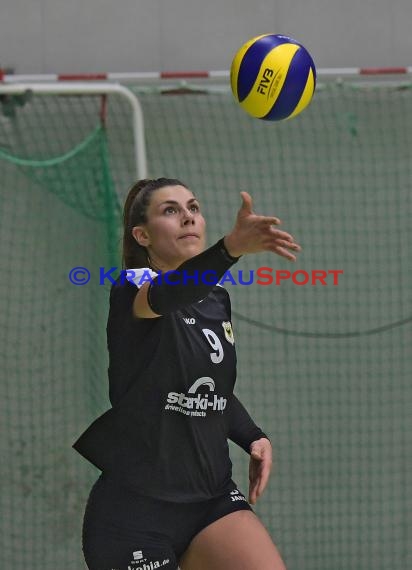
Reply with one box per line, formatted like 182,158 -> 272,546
73,178 -> 301,570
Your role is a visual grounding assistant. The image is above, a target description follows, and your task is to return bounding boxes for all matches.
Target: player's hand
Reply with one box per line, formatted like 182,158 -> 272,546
224,191 -> 301,260
248,437 -> 273,505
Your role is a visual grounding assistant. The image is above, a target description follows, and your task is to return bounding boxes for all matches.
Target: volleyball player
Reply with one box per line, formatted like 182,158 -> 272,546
73,178 -> 301,570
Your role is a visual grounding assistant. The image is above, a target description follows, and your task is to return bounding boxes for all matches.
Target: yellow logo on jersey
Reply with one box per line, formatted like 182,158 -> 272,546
222,321 -> 235,345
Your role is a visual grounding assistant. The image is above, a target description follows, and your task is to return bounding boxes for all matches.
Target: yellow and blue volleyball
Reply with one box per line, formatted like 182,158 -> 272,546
230,34 -> 316,121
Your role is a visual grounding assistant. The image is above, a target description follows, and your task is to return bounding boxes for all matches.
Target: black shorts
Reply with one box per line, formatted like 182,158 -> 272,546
82,473 -> 253,570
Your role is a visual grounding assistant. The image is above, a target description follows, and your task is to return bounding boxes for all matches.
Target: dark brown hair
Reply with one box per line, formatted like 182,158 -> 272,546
122,177 -> 188,269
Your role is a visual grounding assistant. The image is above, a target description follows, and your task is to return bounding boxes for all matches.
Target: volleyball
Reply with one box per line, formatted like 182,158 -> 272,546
230,34 -> 316,121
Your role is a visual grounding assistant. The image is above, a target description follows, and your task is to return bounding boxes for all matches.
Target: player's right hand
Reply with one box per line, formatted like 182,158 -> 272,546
223,192 -> 301,261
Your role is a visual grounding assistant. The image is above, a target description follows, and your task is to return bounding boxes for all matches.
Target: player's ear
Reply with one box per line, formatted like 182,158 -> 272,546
132,226 -> 151,247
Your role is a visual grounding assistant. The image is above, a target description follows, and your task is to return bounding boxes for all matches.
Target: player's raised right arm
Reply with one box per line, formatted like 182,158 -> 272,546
133,192 -> 301,319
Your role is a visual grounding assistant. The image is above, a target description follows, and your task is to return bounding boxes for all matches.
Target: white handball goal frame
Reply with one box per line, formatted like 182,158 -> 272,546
0,82 -> 148,180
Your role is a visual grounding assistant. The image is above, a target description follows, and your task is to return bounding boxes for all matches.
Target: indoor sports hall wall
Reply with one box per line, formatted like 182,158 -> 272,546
0,79 -> 411,570
0,0 -> 412,73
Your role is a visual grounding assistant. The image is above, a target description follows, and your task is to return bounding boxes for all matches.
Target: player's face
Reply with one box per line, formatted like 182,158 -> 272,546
134,185 -> 206,270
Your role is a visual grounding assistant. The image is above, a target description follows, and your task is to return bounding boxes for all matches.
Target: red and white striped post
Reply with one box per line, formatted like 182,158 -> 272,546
1,67 -> 411,83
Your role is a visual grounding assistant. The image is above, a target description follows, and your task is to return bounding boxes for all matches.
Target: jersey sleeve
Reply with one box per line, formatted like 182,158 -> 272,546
220,289 -> 268,452
225,394 -> 269,454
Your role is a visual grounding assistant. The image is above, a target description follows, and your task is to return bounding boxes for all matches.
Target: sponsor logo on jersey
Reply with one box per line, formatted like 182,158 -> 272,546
222,321 -> 234,345
165,377 -> 227,417
230,489 -> 247,502
182,317 -> 196,324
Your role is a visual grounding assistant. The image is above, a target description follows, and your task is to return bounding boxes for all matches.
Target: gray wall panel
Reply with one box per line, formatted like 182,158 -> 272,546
158,0 -> 278,70
0,0 -> 44,72
0,0 -> 411,74
42,0 -> 162,73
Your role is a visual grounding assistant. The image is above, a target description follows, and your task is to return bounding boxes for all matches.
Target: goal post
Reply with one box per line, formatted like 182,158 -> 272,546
0,82 -> 149,570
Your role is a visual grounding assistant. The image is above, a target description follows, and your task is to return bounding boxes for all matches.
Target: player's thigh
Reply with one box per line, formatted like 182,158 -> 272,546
82,475 -> 178,570
179,509 -> 286,570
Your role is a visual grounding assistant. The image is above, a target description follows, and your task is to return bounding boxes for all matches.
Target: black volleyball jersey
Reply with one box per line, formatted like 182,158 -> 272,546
73,268 -> 243,502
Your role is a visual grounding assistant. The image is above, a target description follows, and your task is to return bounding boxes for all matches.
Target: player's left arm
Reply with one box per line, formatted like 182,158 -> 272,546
225,394 -> 273,504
